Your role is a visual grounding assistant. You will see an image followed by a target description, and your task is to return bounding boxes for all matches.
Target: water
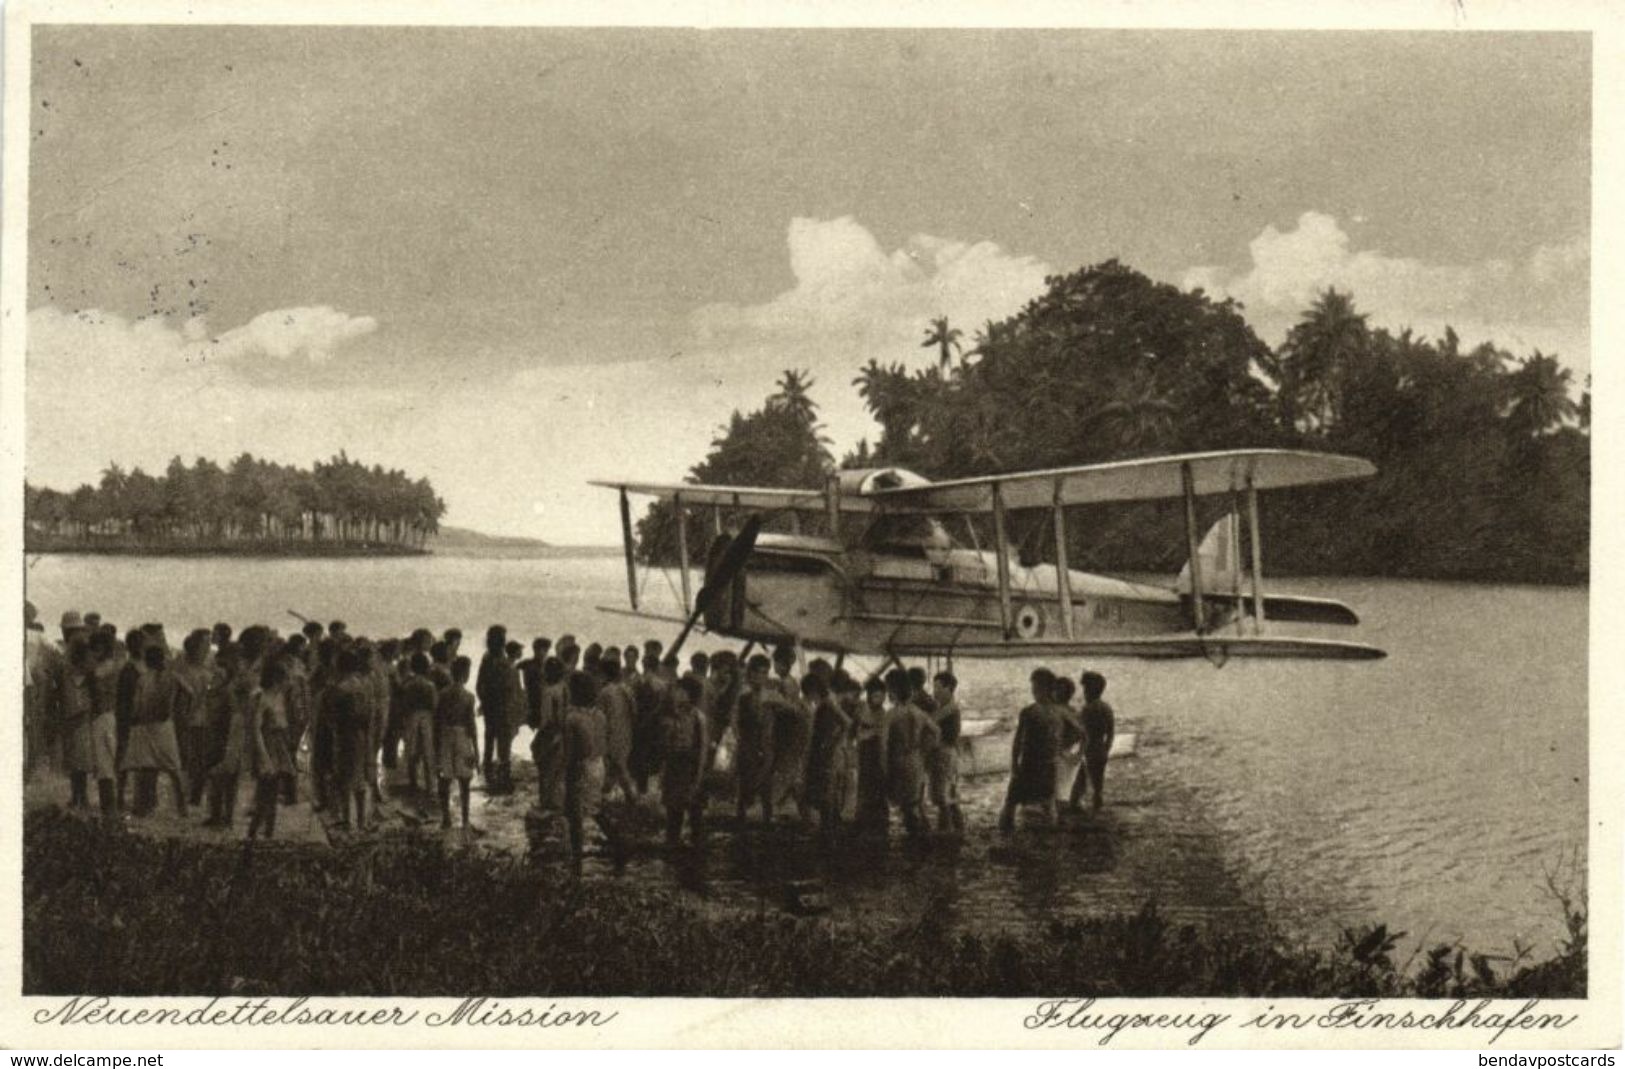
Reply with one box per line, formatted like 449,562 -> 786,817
24,553 -> 1587,955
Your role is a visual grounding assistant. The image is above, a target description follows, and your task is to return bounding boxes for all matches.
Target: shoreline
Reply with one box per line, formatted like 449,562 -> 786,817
25,539 -> 429,559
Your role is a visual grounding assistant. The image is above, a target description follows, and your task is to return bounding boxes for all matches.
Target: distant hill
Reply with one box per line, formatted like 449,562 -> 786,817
431,526 -> 619,559
433,525 -> 551,549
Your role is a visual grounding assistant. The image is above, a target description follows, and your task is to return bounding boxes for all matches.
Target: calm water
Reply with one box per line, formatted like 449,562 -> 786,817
24,553 -> 1587,954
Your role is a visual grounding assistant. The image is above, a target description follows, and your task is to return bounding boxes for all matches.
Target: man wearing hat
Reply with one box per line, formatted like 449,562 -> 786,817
38,610 -> 91,777
22,602 -> 47,777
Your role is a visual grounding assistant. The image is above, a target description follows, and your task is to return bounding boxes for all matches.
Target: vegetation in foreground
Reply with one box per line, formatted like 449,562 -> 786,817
24,810 -> 1584,999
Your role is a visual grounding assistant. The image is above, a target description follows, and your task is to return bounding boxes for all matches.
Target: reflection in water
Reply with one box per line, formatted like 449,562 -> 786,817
25,554 -> 1587,953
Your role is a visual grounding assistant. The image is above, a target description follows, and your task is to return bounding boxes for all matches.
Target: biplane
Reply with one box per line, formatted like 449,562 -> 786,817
592,449 -> 1386,663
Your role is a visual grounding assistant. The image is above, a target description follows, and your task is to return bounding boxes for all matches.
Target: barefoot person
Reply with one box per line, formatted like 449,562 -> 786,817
84,630 -> 121,817
333,649 -> 373,830
854,676 -> 890,833
563,670 -> 607,858
597,658 -> 639,802
398,652 -> 439,793
928,670 -> 965,834
999,668 -> 1064,834
57,638 -> 97,809
884,668 -> 938,840
204,644 -> 249,828
246,661 -> 294,840
659,675 -> 709,846
732,654 -> 779,823
436,656 -> 478,829
122,644 -> 190,818
1069,670 -> 1117,812
530,656 -> 568,816
476,626 -> 518,792
802,672 -> 853,836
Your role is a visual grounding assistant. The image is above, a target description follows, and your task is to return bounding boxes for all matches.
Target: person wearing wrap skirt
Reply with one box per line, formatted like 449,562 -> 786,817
247,671 -> 295,839
658,677 -> 709,845
435,660 -> 478,829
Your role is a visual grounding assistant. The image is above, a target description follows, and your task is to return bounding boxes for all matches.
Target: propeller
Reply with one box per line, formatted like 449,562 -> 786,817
669,514 -> 762,659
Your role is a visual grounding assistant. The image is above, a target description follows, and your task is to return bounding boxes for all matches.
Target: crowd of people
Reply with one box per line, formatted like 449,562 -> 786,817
22,600 -> 1117,856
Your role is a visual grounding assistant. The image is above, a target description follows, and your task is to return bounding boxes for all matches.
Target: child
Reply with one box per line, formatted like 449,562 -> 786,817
659,675 -> 709,846
435,655 -> 478,829
563,670 -> 608,858
247,661 -> 294,840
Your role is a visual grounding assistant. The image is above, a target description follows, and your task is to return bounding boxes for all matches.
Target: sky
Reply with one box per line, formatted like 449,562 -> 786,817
25,27 -> 1591,543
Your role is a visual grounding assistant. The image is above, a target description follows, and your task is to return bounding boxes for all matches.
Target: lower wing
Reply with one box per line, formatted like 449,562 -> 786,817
891,635 -> 1386,661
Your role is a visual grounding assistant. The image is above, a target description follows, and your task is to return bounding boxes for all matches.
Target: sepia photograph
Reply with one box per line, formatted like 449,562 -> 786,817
3,3 -> 1611,1048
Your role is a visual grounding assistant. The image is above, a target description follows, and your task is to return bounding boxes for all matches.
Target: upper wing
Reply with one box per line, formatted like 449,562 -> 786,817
590,480 -> 873,513
865,449 -> 1375,513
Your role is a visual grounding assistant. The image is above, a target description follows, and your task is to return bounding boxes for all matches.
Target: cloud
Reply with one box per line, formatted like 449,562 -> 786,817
211,306 -> 379,364
25,304 -> 399,496
1183,211 -> 1589,369
687,216 -> 1054,462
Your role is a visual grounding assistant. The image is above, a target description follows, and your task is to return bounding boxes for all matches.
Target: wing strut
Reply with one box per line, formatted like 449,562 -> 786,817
1181,462 -> 1206,633
991,480 -> 1014,639
619,487 -> 639,612
1052,482 -> 1076,639
1246,475 -> 1266,636
674,492 -> 693,614
1229,492 -> 1244,636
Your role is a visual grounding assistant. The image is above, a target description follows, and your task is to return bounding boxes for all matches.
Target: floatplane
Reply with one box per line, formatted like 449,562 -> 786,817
592,449 -> 1386,667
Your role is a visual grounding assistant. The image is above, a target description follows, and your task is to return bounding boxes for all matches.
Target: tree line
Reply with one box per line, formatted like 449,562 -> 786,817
641,260 -> 1588,584
25,452 -> 447,552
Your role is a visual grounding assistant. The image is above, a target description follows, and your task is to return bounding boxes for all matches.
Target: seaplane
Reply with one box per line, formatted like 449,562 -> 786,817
591,449 -> 1386,666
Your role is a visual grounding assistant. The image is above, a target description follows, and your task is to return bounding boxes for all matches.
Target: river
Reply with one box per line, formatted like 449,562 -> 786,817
23,551 -> 1588,956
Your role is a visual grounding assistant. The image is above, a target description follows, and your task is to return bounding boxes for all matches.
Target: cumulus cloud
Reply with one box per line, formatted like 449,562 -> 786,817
686,216 -> 1054,462
211,306 -> 379,364
25,305 -> 397,499
1183,211 -> 1590,369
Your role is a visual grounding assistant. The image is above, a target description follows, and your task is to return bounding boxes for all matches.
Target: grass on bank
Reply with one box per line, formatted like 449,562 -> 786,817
23,809 -> 1584,999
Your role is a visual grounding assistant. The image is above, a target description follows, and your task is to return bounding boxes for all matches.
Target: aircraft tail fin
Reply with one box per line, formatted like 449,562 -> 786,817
1176,514 -> 1244,596
1177,515 -> 1360,626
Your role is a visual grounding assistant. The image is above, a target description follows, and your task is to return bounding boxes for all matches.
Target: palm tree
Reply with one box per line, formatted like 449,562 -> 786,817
1506,352 -> 1578,438
769,369 -> 819,425
922,316 -> 963,371
1277,288 -> 1369,433
1091,371 -> 1179,452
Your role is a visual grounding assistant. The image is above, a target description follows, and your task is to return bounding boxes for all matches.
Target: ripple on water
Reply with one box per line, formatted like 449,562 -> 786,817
24,558 -> 1588,953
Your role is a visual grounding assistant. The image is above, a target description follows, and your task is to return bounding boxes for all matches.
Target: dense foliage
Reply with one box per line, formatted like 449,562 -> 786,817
24,452 -> 446,552
644,262 -> 1588,582
23,809 -> 1583,997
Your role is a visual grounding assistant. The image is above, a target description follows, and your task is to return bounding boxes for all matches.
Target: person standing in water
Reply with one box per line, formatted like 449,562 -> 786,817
732,654 -> 780,824
927,670 -> 965,834
802,672 -> 853,837
1069,670 -> 1117,812
398,652 -> 439,794
853,676 -> 891,833
883,668 -> 938,840
999,667 -> 1064,833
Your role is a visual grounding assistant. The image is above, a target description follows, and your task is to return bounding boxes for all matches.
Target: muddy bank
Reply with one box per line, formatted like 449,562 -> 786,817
26,716 -> 1256,941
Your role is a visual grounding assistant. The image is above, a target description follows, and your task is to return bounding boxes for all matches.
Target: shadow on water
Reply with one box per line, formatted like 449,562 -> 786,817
479,740 -> 1245,940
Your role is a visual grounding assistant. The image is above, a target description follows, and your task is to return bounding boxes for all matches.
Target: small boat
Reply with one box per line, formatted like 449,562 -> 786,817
957,718 -> 1136,798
